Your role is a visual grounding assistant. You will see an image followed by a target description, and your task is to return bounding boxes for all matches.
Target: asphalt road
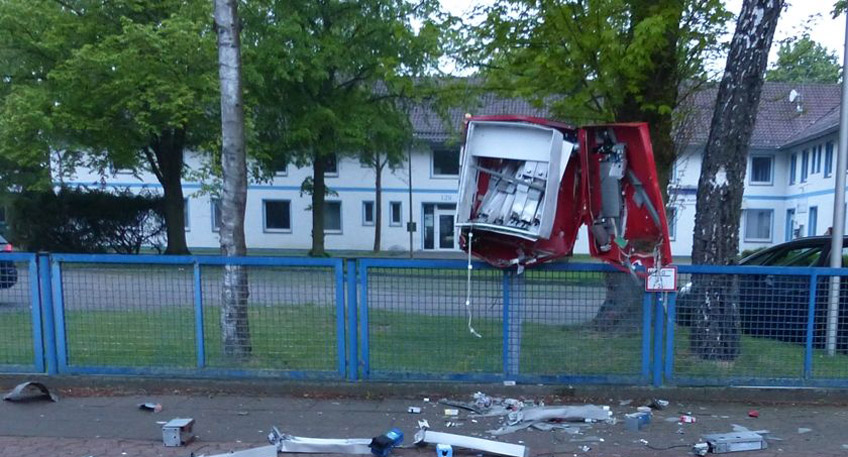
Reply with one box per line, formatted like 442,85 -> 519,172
0,264 -> 609,326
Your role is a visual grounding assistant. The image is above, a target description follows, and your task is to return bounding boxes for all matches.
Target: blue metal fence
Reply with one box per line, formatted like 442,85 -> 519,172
5,254 -> 848,387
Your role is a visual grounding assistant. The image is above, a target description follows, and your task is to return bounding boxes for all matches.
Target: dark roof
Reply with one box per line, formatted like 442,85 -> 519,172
410,91 -> 550,143
416,81 -> 842,149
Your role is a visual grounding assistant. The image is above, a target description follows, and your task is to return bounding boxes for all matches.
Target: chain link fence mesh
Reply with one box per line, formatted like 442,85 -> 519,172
0,259 -> 34,367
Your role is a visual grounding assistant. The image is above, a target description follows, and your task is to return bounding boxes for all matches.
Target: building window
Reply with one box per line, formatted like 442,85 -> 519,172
271,156 -> 288,176
825,142 -> 834,177
324,201 -> 342,233
814,144 -> 823,174
808,206 -> 818,236
432,147 -> 460,177
744,209 -> 773,242
667,206 -> 676,241
789,153 -> 797,184
323,154 -> 338,176
801,149 -> 809,182
749,156 -> 773,185
211,198 -> 222,232
184,199 -> 190,230
362,201 -> 375,226
389,201 -> 402,226
263,200 -> 292,232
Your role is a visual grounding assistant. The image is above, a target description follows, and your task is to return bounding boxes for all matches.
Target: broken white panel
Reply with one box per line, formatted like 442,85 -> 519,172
202,445 -> 278,457
414,429 -> 528,457
456,121 -> 569,240
269,429 -> 373,454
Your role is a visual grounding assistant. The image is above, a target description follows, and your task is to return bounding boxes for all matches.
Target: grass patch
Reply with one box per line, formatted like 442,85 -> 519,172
0,310 -> 34,365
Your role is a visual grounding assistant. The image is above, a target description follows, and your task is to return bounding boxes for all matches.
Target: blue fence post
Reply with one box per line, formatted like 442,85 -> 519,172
804,272 -> 818,380
193,262 -> 205,370
664,292 -> 677,381
335,260 -> 346,378
652,292 -> 664,387
641,292 -> 652,381
30,255 -> 47,374
358,261 -> 370,378
49,258 -> 68,373
346,259 -> 358,381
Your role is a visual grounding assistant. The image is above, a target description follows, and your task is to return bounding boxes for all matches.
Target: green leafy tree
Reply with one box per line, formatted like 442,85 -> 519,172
241,0 -> 448,256
464,0 -> 731,195
766,35 -> 841,84
0,0 -> 218,254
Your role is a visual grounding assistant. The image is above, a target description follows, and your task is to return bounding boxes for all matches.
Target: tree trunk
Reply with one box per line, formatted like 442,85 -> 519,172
215,0 -> 251,360
593,0 -> 682,331
310,155 -> 327,256
150,129 -> 190,255
373,153 -> 383,253
690,0 -> 783,360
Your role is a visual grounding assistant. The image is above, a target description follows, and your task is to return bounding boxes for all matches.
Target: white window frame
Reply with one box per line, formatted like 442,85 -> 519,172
743,208 -> 774,243
262,199 -> 293,233
362,201 -> 375,226
324,154 -> 339,177
389,201 -> 403,226
431,147 -> 460,178
324,200 -> 343,234
748,155 -> 774,186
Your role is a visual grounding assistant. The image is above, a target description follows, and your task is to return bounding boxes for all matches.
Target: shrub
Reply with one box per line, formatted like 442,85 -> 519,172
8,187 -> 166,254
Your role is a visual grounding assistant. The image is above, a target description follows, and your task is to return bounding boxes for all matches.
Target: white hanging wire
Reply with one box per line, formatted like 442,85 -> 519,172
465,230 -> 482,338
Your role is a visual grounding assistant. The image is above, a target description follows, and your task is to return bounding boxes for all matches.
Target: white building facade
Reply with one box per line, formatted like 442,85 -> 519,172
57,83 -> 846,259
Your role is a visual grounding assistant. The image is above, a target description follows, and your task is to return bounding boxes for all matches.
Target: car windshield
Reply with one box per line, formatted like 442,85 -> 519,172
765,246 -> 823,266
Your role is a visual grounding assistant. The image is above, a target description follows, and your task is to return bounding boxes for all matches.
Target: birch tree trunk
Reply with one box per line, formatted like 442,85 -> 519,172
690,0 -> 783,360
215,0 -> 251,359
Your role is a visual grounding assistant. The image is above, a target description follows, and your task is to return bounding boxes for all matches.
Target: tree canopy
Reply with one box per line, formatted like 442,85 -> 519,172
462,0 -> 731,192
241,0 -> 449,255
0,0 -> 218,253
766,35 -> 841,84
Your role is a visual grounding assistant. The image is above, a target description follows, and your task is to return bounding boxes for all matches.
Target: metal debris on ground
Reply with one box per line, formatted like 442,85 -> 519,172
266,427 -> 375,455
418,420 -> 431,429
489,405 -> 612,436
797,428 -> 811,434
693,442 -> 709,456
408,407 -> 422,414
414,429 -> 527,457
201,445 -> 279,457
618,399 -> 633,406
747,410 -> 759,418
647,399 -> 668,410
436,444 -> 453,457
624,412 -> 651,431
138,402 -> 163,413
444,409 -> 460,416
680,415 -> 697,423
162,418 -> 194,447
369,428 -> 404,457
503,381 -> 516,386
3,381 -> 59,402
701,431 -> 767,453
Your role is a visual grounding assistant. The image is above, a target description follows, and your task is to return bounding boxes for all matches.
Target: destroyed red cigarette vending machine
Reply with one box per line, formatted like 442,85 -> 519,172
456,116 -> 671,273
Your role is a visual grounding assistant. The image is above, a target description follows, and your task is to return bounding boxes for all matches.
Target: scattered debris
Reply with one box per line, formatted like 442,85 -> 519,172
625,412 -> 651,431
489,405 -> 611,436
702,431 -> 767,453
474,392 -> 493,409
267,427 -> 376,454
636,406 -> 651,414
369,428 -> 404,457
619,399 -> 633,406
3,382 -> 59,402
444,409 -> 460,416
693,442 -> 709,456
418,420 -> 431,429
162,418 -> 195,447
414,429 -> 527,457
797,428 -> 811,434
747,410 -> 759,418
424,398 -> 430,403
408,407 -> 422,414
570,436 -> 603,443
202,446 -> 279,457
437,444 -> 453,457
138,402 -> 163,413
647,399 -> 668,410
503,381 -> 516,386
639,439 -> 649,445
680,415 -> 697,424
237,411 -> 250,416
578,445 -> 591,452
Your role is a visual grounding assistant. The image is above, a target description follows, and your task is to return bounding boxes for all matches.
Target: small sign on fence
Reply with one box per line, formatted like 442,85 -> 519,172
646,266 -> 677,292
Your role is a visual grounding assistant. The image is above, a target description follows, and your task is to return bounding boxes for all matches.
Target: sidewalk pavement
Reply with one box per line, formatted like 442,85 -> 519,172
1,379 -> 848,457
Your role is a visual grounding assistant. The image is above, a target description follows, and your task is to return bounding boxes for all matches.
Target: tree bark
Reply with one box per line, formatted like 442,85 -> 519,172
150,129 -> 190,255
373,152 -> 384,253
310,155 -> 327,256
690,0 -> 783,360
215,0 -> 251,360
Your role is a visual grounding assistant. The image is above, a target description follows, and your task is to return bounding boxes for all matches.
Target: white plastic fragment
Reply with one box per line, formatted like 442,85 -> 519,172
415,429 -> 528,457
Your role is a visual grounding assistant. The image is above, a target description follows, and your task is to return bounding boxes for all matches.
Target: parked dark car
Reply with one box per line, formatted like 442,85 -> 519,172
0,234 -> 17,289
677,236 -> 848,351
